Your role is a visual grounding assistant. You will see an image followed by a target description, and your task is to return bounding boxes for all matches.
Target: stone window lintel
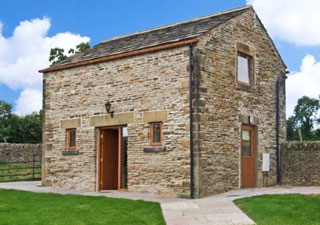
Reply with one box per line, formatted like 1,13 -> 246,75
61,118 -> 81,129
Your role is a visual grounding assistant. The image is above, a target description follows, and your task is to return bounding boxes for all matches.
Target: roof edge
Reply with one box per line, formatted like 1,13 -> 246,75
250,7 -> 287,69
39,39 -> 198,73
101,5 -> 252,44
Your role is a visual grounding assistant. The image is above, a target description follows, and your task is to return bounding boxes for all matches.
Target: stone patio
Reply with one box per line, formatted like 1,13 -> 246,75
0,182 -> 319,225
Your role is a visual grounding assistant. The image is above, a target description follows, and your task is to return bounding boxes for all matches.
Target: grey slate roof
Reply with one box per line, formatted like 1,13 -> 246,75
53,6 -> 251,67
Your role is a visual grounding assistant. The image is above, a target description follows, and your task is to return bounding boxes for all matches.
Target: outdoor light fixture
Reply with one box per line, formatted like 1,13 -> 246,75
105,101 -> 115,118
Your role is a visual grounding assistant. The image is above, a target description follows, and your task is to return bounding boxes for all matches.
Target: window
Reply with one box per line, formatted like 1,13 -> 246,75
150,122 -> 162,146
67,129 -> 76,150
237,53 -> 252,86
241,129 -> 251,156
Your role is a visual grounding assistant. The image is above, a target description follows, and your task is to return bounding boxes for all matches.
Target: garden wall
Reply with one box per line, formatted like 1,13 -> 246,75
281,142 -> 320,186
0,143 -> 42,163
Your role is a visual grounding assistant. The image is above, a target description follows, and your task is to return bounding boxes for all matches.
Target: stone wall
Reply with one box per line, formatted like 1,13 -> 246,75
192,8 -> 286,197
0,143 -> 42,163
42,46 -> 191,196
281,142 -> 320,186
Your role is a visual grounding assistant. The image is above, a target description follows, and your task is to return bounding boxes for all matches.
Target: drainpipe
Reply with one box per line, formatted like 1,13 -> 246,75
189,43 -> 194,199
276,73 -> 287,185
42,78 -> 46,185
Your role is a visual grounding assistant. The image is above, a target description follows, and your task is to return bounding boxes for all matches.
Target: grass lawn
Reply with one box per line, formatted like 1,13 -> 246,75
234,194 -> 320,225
0,189 -> 165,225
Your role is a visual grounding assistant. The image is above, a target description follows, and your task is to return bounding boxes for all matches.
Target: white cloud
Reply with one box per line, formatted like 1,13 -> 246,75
14,89 -> 42,116
0,18 -> 90,115
286,54 -> 320,117
247,0 -> 320,46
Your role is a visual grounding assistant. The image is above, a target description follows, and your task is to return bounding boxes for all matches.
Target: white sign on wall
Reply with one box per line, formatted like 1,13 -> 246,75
262,153 -> 270,172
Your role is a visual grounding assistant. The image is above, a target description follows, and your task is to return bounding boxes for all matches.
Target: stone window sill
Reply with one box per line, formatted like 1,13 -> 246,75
236,85 -> 256,93
143,146 -> 166,153
62,150 -> 79,155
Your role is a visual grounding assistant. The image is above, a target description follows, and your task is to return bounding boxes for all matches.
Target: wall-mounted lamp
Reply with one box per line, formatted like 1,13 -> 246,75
105,101 -> 115,118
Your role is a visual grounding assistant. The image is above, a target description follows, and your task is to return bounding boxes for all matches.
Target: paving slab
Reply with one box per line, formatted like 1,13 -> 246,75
0,181 -> 180,203
0,182 -> 319,225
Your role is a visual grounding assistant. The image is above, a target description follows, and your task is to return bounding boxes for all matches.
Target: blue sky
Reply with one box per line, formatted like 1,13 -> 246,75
0,0 -> 319,116
0,0 -> 245,45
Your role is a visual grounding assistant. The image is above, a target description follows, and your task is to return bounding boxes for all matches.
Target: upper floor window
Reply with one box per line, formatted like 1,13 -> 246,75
150,122 -> 162,146
237,52 -> 252,86
67,128 -> 76,150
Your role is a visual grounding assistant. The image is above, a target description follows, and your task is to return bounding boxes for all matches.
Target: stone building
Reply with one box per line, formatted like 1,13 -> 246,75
39,5 -> 286,198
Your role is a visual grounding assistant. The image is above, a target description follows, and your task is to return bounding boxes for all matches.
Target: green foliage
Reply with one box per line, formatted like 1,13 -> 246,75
49,48 -> 67,66
49,42 -> 90,66
75,42 -> 90,53
286,116 -> 298,141
0,189 -> 165,225
0,100 -> 42,143
287,96 -> 320,141
234,194 -> 320,225
0,101 -> 13,142
0,100 -> 11,121
7,112 -> 42,143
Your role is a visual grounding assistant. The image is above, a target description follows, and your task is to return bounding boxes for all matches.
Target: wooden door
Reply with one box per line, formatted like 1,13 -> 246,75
241,125 -> 255,188
100,129 -> 119,190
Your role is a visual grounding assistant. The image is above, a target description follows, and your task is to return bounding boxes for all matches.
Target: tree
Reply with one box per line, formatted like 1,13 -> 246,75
49,48 -> 67,66
0,101 -> 13,142
7,111 -> 42,143
287,96 -> 320,141
0,100 -> 42,143
286,116 -> 298,141
49,42 -> 90,66
74,42 -> 90,53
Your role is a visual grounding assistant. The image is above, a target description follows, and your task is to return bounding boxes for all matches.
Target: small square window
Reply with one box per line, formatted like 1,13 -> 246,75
237,53 -> 252,86
67,129 -> 76,150
150,122 -> 162,146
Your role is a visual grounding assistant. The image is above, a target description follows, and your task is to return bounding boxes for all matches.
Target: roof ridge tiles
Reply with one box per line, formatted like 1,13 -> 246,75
101,5 -> 252,44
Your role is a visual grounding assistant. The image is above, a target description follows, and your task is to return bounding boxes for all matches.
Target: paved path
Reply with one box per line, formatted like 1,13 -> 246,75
0,181 -> 179,203
0,182 -> 319,225
162,186 -> 320,225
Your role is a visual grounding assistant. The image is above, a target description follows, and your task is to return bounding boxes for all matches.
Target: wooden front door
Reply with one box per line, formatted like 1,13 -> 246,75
100,129 -> 119,190
241,125 -> 255,188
